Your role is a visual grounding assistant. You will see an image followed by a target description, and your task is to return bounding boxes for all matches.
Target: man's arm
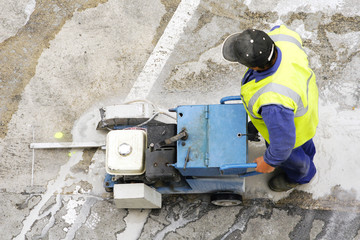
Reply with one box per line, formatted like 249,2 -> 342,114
254,104 -> 296,173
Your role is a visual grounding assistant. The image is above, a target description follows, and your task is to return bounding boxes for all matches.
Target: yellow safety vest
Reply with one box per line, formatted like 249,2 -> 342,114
240,25 -> 319,148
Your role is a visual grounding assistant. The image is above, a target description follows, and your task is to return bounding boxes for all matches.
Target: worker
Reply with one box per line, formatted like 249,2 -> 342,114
222,25 -> 319,192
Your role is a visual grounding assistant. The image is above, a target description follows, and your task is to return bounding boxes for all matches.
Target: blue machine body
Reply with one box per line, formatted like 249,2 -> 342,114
175,103 -> 248,176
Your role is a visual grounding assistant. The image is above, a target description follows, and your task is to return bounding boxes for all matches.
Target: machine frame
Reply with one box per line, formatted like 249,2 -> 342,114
103,96 -> 260,207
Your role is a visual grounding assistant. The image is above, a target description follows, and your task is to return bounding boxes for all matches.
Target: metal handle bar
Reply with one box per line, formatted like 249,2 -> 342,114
219,163 -> 262,177
220,163 -> 257,171
220,96 -> 242,104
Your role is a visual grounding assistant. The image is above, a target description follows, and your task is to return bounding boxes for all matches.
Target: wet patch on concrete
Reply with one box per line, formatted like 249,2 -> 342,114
159,1 -> 359,110
62,181 -> 93,195
15,194 -> 41,210
193,7 -> 214,34
286,12 -> 360,90
276,189 -> 360,212
135,196 -> 360,240
71,148 -> 98,174
0,0 -> 108,139
39,195 -> 57,216
75,200 -> 127,239
139,195 -> 216,240
201,1 -> 278,30
0,193 -> 37,239
152,0 -> 181,46
165,59 -> 236,93
157,2 -> 278,97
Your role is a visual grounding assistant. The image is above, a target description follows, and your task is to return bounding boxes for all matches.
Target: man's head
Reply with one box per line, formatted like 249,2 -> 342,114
222,29 -> 275,70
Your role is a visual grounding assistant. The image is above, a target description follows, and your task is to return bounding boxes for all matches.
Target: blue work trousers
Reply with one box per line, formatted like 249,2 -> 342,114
267,139 -> 317,184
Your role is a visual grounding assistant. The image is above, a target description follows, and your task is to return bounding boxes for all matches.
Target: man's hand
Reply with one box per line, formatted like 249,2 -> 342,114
254,156 -> 275,173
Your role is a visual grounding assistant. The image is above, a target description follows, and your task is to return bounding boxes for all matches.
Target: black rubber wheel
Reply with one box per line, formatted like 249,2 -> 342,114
210,193 -> 243,207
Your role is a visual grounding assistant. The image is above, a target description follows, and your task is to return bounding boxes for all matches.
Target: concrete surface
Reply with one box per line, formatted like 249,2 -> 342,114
0,0 -> 360,239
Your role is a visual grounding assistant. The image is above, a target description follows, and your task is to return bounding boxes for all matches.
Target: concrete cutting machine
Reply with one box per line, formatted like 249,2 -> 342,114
98,96 -> 260,208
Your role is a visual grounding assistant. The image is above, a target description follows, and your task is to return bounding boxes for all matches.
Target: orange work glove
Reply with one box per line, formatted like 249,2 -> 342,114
254,156 -> 275,173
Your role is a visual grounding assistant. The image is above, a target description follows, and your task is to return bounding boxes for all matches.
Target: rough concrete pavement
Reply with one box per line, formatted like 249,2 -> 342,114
1,0 -> 360,239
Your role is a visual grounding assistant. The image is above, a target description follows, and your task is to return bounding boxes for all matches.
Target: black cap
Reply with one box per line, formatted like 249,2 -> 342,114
222,29 -> 275,68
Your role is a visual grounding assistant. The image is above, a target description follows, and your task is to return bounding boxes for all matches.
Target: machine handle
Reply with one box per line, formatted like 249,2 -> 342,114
219,163 -> 262,177
220,163 -> 257,171
220,96 -> 242,104
240,171 -> 262,177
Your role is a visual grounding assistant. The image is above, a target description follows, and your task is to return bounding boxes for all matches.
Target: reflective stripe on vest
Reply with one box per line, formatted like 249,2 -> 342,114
247,68 -> 313,119
270,34 -> 305,53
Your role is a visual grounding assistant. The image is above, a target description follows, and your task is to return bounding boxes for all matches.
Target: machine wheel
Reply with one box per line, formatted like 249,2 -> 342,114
210,193 -> 243,207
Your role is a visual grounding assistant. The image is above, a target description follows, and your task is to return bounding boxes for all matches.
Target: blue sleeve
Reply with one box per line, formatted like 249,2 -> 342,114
261,105 -> 296,167
270,25 -> 280,31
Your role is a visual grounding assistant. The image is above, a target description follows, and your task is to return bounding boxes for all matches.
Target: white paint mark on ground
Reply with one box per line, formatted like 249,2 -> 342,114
117,0 -> 200,238
125,0 -> 201,101
24,0 -> 36,23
